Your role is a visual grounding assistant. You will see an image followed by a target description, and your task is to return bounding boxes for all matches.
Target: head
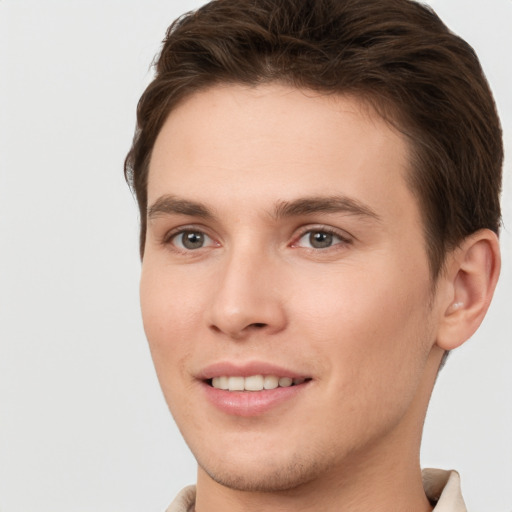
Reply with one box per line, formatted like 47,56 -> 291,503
125,0 -> 502,498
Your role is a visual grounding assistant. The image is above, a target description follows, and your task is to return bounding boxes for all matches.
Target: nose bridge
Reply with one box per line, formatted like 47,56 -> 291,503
207,240 -> 286,338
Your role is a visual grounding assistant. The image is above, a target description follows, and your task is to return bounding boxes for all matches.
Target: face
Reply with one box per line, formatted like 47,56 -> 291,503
141,84 -> 443,492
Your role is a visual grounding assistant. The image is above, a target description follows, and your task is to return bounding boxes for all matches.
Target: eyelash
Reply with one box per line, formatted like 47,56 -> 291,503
163,225 -> 217,252
291,226 -> 352,251
162,225 -> 353,253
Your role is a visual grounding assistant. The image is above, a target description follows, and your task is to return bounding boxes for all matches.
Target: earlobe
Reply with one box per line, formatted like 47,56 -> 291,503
436,229 -> 501,351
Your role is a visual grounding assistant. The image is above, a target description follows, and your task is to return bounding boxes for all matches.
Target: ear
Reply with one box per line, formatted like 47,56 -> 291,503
436,229 -> 501,351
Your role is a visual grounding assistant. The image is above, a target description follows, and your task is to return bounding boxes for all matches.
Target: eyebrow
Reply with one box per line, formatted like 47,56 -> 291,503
272,196 -> 381,221
147,195 -> 215,220
147,194 -> 381,222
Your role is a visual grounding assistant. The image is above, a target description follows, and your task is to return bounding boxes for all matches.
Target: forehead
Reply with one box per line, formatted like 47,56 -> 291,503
148,83 -> 416,226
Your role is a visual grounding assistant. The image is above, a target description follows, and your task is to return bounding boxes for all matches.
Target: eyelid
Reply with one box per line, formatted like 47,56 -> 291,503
162,224 -> 220,250
290,225 -> 354,248
160,223 -> 353,252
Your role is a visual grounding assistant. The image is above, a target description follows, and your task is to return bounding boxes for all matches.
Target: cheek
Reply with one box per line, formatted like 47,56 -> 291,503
290,262 -> 433,384
139,264 -> 201,392
140,258 -> 204,334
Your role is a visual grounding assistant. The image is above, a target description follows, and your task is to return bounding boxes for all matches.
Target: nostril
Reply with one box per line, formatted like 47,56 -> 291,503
208,320 -> 275,338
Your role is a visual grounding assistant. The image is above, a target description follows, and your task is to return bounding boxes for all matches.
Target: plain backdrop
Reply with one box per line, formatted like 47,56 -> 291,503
0,1 -> 510,511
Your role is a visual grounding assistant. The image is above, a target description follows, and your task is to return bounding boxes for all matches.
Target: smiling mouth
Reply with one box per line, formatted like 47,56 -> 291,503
207,375 -> 312,392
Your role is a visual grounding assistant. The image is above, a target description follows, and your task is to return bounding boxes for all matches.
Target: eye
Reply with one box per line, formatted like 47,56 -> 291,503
171,230 -> 215,250
295,229 -> 348,249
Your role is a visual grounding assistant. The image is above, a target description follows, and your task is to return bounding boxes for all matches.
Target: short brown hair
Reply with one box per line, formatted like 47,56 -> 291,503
125,0 -> 503,276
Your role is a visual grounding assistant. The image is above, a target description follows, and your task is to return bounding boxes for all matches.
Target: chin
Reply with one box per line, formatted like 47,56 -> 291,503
197,450 -> 329,492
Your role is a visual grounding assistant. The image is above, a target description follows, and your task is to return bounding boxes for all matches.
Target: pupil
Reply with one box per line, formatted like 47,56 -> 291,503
310,231 -> 332,248
183,232 -> 204,249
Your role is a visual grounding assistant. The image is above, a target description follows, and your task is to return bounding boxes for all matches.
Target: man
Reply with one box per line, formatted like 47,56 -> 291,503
124,0 -> 502,510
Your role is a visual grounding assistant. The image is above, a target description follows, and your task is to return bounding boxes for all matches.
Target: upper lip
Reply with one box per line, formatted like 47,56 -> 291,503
197,361 -> 309,380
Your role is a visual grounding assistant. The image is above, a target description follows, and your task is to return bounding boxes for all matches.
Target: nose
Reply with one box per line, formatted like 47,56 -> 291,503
205,246 -> 287,340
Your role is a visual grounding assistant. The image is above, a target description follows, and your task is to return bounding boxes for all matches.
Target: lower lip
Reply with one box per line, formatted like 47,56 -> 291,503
202,381 -> 309,417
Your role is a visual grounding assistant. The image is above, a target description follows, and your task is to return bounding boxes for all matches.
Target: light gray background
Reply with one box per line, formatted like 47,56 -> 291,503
0,1 -> 510,511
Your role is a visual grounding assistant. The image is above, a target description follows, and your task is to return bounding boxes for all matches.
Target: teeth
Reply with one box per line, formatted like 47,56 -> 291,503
211,375 -> 307,391
218,376 -> 229,389
228,376 -> 245,391
263,375 -> 279,389
244,375 -> 264,391
278,377 -> 293,387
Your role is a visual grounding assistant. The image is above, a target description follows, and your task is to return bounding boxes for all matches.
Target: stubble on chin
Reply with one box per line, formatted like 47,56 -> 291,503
198,455 -> 330,493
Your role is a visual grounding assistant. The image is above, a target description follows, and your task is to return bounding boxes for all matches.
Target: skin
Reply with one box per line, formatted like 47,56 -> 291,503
140,84 -> 500,511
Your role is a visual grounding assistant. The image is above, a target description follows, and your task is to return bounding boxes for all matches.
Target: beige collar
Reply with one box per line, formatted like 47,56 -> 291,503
422,468 -> 467,511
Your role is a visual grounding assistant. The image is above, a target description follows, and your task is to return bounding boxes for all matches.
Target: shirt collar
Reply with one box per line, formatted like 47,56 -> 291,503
423,468 -> 467,511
